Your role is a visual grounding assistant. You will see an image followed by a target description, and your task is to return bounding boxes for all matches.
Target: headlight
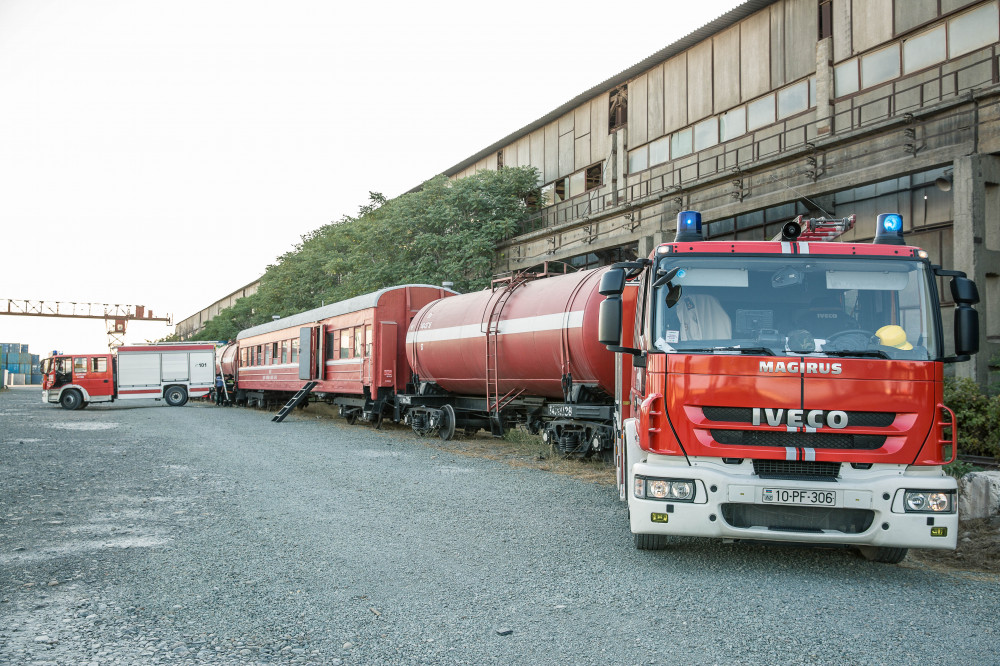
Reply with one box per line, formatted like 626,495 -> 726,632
904,490 -> 954,513
634,476 -> 696,502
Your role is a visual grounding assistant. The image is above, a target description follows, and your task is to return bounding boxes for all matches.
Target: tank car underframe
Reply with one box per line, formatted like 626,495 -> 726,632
396,390 -> 615,458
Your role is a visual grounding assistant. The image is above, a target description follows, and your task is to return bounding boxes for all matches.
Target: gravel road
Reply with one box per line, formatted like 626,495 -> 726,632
2,386 -> 998,665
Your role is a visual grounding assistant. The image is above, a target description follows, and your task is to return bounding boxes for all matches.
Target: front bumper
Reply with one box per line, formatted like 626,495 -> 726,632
629,456 -> 957,550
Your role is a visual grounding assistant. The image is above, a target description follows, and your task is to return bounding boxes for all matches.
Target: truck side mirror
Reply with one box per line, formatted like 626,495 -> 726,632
951,276 -> 980,359
599,296 -> 623,347
950,276 -> 979,304
599,268 -> 626,296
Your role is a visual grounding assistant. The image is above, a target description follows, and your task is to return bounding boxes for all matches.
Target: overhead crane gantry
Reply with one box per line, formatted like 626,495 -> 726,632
0,299 -> 172,349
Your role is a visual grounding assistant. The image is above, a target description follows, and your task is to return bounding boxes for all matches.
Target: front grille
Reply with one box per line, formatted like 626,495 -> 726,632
752,459 -> 841,480
721,504 -> 874,534
702,407 -> 895,428
712,429 -> 886,450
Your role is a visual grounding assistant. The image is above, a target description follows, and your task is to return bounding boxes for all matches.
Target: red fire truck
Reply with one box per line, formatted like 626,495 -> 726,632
40,343 -> 216,409
598,211 -> 980,562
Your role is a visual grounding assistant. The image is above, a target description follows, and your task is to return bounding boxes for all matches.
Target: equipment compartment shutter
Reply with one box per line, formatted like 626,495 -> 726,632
161,353 -> 189,381
189,352 -> 214,384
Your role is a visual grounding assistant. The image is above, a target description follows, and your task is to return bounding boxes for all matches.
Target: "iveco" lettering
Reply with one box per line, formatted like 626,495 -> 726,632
752,408 -> 849,429
758,361 -> 842,374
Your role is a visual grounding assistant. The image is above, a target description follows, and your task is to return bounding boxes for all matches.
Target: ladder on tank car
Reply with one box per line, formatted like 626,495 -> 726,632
272,381 -> 318,423
482,277 -> 528,436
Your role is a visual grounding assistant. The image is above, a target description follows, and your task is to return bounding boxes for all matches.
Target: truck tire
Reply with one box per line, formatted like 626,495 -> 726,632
634,533 -> 669,550
59,390 -> 83,410
164,386 -> 188,407
859,546 -> 908,564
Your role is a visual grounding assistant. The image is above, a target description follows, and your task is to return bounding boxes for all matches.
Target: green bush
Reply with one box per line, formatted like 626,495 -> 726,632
943,377 -> 1000,458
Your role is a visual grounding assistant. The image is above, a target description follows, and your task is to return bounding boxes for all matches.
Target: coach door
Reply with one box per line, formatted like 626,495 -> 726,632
377,322 -> 397,388
298,326 -> 320,380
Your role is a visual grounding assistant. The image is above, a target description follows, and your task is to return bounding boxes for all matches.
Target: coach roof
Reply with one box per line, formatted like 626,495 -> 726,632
236,284 -> 459,341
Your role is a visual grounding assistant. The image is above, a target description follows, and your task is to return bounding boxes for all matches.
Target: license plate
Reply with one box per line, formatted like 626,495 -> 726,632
762,488 -> 838,506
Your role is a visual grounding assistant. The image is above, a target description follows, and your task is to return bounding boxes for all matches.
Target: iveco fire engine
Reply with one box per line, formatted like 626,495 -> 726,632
598,211 -> 980,563
40,343 -> 216,409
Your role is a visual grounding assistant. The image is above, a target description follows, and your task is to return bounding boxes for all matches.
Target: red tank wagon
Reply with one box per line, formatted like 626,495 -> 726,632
401,267 -> 618,455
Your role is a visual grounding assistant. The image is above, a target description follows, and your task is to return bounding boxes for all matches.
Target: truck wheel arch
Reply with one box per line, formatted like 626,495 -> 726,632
59,389 -> 84,410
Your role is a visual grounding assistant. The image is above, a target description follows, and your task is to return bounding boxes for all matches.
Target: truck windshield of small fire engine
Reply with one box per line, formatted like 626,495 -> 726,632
651,256 -> 938,360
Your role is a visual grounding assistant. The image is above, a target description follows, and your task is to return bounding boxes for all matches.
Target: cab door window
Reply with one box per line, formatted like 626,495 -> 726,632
91,357 -> 108,373
73,357 -> 88,374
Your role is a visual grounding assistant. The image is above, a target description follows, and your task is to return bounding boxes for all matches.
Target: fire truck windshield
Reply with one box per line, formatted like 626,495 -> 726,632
651,256 -> 939,361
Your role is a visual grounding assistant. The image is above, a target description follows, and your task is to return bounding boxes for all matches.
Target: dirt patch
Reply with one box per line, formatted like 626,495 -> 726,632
907,518 -> 1000,575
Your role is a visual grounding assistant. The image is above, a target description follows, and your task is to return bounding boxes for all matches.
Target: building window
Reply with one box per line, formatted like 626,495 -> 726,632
861,44 -> 900,89
649,136 -> 669,165
569,170 -> 586,197
948,3 -> 999,58
609,85 -> 628,133
747,95 -> 775,130
671,127 -> 693,158
693,118 -> 718,151
834,59 -> 859,97
818,0 -> 832,39
777,80 -> 809,119
496,149 -> 504,170
720,106 -> 746,141
628,146 -> 648,173
553,179 -> 567,203
585,163 -> 602,190
903,25 -> 946,74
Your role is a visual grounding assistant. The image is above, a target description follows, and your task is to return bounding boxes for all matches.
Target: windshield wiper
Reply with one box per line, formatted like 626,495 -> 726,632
820,349 -> 891,359
675,346 -> 776,356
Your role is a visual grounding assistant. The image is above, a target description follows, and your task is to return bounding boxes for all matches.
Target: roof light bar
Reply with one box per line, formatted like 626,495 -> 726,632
674,210 -> 703,242
874,213 -> 905,245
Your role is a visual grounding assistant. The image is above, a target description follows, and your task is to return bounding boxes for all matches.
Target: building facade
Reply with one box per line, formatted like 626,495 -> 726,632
175,279 -> 261,341
444,0 -> 1000,384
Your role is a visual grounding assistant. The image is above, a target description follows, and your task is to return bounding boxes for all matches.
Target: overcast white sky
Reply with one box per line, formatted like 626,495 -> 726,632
0,0 -> 745,359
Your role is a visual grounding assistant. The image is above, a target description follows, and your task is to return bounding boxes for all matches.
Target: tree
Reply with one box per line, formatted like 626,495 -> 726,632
190,166 -> 540,341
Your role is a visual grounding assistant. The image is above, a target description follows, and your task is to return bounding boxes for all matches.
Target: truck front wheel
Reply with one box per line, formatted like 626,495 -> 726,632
634,533 -> 669,550
164,386 -> 188,407
858,546 -> 908,564
59,390 -> 83,410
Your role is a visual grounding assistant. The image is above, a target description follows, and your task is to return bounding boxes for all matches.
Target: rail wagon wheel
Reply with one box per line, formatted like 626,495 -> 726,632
344,412 -> 358,425
164,386 -> 188,407
59,390 -> 83,410
438,404 -> 456,441
372,412 -> 384,430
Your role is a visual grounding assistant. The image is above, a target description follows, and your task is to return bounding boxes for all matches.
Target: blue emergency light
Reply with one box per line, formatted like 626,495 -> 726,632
674,210 -> 703,242
874,213 -> 905,245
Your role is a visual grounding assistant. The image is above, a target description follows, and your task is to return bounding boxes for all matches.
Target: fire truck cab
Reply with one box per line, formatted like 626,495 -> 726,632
599,211 -> 980,563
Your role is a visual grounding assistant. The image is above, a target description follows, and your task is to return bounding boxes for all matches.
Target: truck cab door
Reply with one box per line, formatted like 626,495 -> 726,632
74,355 -> 114,399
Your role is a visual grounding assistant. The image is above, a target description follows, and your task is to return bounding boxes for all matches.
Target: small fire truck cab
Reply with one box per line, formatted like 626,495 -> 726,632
599,211 -> 980,563
40,343 -> 216,410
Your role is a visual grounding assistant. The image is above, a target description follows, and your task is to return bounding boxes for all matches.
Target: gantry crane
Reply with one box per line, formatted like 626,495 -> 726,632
0,299 -> 172,349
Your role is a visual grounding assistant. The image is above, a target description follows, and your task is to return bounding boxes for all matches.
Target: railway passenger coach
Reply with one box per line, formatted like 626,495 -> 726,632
219,285 -> 456,421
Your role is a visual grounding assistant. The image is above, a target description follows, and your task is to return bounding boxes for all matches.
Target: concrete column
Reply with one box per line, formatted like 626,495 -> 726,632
950,155 -> 1000,385
638,231 -> 667,260
815,37 -> 834,136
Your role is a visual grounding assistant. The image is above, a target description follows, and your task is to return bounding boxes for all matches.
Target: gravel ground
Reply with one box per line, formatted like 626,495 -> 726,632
2,385 -> 999,665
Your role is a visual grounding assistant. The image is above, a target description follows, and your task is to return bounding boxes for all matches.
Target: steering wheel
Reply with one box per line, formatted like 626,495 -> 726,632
822,329 -> 874,350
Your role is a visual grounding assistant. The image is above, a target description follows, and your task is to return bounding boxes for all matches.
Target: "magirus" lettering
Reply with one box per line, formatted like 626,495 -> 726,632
758,361 -> 842,374
752,408 -> 849,429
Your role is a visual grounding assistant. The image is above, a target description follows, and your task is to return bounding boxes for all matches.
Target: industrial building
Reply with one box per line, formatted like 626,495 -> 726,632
185,0 -> 998,384
444,0 -> 999,384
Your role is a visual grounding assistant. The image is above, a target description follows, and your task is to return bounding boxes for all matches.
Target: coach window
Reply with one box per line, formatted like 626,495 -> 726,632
271,342 -> 278,364
280,341 -> 288,364
326,333 -> 335,359
264,344 -> 272,365
354,326 -> 364,358
341,329 -> 351,359
290,339 -> 299,363
256,345 -> 262,366
365,326 -> 373,357
91,357 -> 107,373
